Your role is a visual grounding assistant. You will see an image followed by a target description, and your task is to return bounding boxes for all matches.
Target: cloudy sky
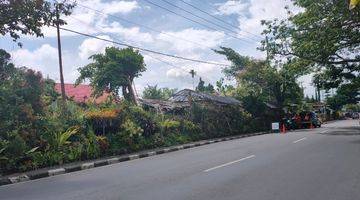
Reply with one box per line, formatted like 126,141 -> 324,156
0,0 -> 315,97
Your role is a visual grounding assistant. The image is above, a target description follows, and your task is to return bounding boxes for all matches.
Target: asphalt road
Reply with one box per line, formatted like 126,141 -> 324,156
1,120 -> 359,200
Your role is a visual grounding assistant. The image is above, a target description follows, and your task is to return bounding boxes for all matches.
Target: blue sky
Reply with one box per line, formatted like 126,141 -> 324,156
0,0 -> 316,97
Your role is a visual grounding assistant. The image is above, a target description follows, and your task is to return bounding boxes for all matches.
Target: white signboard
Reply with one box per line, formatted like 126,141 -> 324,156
271,122 -> 280,130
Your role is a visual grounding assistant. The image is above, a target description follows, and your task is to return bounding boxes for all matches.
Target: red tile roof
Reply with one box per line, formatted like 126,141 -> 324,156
54,83 -> 112,104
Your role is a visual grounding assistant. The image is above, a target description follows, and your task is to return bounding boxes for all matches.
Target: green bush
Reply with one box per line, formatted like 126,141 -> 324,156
120,119 -> 144,151
83,130 -> 100,159
124,105 -> 158,137
163,133 -> 191,146
160,119 -> 181,134
180,120 -> 203,140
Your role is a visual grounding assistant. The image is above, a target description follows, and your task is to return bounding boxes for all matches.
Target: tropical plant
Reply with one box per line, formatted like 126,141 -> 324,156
261,0 -> 359,100
160,120 -> 181,134
52,127 -> 79,150
84,130 -> 100,159
142,85 -> 177,100
109,119 -> 144,152
0,1 -> 75,46
76,47 -> 146,104
214,47 -> 304,120
196,78 -> 215,94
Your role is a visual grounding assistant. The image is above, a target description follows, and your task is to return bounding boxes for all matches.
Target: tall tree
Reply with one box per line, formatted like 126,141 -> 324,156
214,47 -> 304,114
142,85 -> 177,100
261,0 -> 359,102
215,78 -> 235,96
196,77 -> 215,94
76,47 -> 146,105
0,49 -> 46,141
0,0 -> 74,46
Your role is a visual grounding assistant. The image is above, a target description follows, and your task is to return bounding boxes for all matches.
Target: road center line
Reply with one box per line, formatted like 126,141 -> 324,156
293,137 -> 307,144
204,155 -> 255,172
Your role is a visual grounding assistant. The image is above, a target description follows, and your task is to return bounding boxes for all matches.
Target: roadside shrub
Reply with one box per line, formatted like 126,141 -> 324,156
180,120 -> 203,140
190,103 -> 250,138
160,119 -> 181,134
96,136 -> 109,154
66,144 -> 83,162
163,133 -> 191,146
83,130 -> 100,159
120,119 -> 144,151
122,105 -> 158,137
144,132 -> 165,148
85,108 -> 121,135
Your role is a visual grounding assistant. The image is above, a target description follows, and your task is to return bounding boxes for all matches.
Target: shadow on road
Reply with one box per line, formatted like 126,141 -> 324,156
321,126 -> 360,136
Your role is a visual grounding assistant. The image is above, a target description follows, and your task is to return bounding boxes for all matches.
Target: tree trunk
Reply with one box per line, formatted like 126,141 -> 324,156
127,78 -> 137,105
122,87 -> 129,101
122,78 -> 137,105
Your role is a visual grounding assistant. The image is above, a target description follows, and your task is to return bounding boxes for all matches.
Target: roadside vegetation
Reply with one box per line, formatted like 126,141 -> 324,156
0,0 -> 358,175
0,47 -> 253,175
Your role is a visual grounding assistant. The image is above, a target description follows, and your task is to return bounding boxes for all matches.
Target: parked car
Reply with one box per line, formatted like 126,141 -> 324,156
297,111 -> 321,128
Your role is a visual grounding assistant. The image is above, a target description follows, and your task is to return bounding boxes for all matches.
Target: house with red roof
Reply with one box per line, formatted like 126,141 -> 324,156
54,83 -> 113,104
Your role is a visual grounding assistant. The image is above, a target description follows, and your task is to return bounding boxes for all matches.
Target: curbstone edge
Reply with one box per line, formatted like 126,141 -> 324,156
48,168 -> 65,176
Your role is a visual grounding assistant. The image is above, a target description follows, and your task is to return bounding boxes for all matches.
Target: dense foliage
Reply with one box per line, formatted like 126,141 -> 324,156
261,0 -> 360,107
1,0 -> 357,176
214,47 -> 305,124
142,85 -> 177,100
0,0 -> 74,46
0,49 -> 256,175
76,47 -> 146,104
196,78 -> 215,94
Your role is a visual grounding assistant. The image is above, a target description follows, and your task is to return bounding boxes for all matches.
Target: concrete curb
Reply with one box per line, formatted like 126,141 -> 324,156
0,131 -> 269,186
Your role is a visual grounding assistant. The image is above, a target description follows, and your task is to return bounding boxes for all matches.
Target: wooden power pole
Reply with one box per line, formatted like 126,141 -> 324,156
56,5 -> 66,103
189,69 -> 196,90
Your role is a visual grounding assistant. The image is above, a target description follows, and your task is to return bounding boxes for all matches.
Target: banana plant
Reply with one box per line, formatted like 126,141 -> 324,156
53,127 -> 79,150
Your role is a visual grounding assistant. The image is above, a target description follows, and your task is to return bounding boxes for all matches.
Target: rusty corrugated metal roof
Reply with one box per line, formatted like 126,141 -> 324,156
168,89 -> 241,105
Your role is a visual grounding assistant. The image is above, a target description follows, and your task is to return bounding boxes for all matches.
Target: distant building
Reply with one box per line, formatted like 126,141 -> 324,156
140,89 -> 241,113
169,89 -> 241,106
54,83 -> 113,104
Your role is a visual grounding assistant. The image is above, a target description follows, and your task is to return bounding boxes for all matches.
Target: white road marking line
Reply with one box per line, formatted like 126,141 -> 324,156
293,137 -> 307,144
204,155 -> 255,172
320,130 -> 328,134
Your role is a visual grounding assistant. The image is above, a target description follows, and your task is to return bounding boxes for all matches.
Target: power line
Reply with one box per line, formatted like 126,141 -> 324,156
57,26 -> 231,67
158,0 -> 259,42
69,15 -> 214,84
145,53 -> 213,87
75,3 -> 215,50
140,0 -> 253,44
178,0 -> 263,40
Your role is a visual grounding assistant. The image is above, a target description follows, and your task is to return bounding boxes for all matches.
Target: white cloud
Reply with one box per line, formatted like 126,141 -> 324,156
101,22 -> 154,44
166,67 -> 189,79
76,0 -> 139,15
216,0 -> 300,39
78,35 -> 113,60
165,60 -> 223,84
41,0 -> 140,38
10,44 -> 58,71
157,28 -> 225,52
94,0 -> 139,14
10,44 -> 83,83
216,0 -> 249,15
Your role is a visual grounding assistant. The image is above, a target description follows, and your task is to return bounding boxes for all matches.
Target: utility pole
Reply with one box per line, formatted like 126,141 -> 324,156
189,69 -> 196,90
56,4 -> 66,103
